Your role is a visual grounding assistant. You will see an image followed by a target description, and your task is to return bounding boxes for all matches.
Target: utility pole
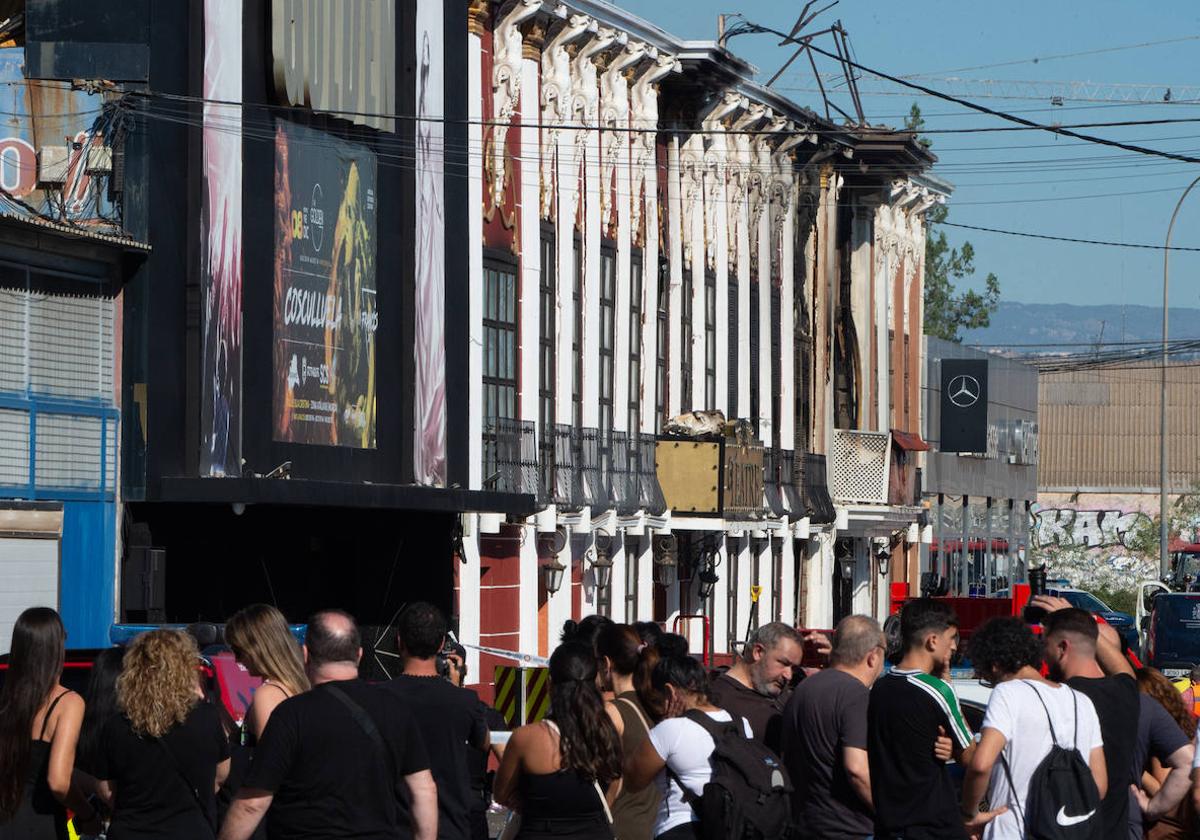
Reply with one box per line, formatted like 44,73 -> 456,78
1160,173 -> 1200,581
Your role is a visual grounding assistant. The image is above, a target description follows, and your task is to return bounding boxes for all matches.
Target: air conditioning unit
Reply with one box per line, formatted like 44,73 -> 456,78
37,146 -> 69,185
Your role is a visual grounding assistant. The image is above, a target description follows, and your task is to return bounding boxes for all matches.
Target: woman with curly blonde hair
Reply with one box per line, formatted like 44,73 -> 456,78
94,629 -> 230,839
225,604 -> 309,742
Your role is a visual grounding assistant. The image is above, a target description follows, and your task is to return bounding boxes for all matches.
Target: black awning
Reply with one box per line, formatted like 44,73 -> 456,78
800,453 -> 837,525
154,476 -> 538,516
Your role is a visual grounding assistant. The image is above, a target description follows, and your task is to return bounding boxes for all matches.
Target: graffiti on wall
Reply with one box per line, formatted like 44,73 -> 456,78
1031,496 -> 1159,589
1032,508 -> 1150,550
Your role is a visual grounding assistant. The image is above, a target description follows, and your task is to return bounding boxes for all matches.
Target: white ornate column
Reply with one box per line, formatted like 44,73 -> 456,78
573,27 -> 615,427
666,135 -> 683,418
631,54 -> 677,432
601,40 -> 646,434
542,14 -> 591,425
701,91 -> 745,415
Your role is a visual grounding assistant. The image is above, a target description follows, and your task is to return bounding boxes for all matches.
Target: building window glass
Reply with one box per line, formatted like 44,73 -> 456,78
483,261 -> 518,484
572,235 -> 583,430
629,252 -> 643,434
705,270 -> 716,410
539,231 -> 556,485
727,537 -> 739,649
681,268 -> 693,411
656,258 -> 669,432
599,244 -> 616,434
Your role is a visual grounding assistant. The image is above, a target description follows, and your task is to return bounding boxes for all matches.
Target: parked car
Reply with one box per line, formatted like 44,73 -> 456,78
1141,592 -> 1200,679
993,586 -> 1139,651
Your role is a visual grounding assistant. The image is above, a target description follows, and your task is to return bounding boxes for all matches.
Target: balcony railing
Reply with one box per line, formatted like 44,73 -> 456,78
831,429 -> 891,505
780,449 -> 803,517
637,433 -> 668,516
764,447 -> 786,518
483,418 -> 542,498
610,431 -> 639,516
578,427 -> 612,512
799,452 -> 837,524
550,424 -> 582,510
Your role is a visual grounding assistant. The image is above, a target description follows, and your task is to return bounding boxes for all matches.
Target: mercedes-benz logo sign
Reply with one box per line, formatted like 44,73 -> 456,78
948,374 -> 981,408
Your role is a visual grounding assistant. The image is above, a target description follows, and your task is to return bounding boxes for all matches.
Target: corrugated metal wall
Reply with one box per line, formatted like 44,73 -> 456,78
1038,365 -> 1200,491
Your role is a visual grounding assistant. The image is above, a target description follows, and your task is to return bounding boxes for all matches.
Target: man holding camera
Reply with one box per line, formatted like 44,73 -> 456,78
385,602 -> 490,840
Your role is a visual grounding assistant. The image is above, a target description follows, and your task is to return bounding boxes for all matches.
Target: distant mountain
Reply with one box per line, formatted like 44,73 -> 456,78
958,301 -> 1200,351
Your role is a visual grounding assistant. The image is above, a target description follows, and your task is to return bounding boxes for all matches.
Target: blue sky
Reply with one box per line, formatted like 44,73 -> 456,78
618,0 -> 1200,311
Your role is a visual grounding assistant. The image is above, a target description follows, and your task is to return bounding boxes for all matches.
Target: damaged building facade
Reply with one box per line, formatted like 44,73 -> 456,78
0,0 -> 948,681
459,0 -> 945,677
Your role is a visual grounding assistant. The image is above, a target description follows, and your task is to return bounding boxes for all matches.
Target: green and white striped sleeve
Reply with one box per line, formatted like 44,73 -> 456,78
907,672 -> 972,749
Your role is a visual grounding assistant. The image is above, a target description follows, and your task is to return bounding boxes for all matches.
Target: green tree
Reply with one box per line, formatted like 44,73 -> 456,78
905,104 -> 1001,343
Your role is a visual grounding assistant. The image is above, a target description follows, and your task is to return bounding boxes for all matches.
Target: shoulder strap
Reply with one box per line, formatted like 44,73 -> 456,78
615,696 -> 652,736
683,708 -> 741,741
997,752 -> 1025,835
38,690 -> 73,741
325,684 -> 397,782
665,762 -> 702,810
1023,680 -> 1059,746
156,733 -> 216,839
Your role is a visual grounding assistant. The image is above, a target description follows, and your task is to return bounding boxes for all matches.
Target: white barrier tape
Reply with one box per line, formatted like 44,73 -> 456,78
461,641 -> 549,667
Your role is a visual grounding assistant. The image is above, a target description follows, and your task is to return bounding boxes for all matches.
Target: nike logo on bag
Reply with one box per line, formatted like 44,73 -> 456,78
1055,806 -> 1095,826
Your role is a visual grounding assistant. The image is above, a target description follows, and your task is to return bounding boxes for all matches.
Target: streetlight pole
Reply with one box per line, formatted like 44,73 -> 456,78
1160,174 -> 1200,581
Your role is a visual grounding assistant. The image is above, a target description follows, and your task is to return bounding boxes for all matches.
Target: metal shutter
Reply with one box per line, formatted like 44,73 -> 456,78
0,536 -> 59,655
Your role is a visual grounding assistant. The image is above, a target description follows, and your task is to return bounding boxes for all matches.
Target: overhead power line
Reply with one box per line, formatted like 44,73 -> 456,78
739,23 -> 1200,164
909,34 -> 1200,76
937,221 -> 1200,251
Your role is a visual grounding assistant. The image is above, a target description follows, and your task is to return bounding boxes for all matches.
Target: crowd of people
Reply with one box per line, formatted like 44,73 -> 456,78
2,597 -> 1200,840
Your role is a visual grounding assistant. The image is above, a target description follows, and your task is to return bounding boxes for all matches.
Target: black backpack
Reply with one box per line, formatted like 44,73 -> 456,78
998,682 -> 1101,840
668,709 -> 793,840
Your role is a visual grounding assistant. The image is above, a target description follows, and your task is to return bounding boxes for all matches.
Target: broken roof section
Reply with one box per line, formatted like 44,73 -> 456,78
561,0 -> 937,183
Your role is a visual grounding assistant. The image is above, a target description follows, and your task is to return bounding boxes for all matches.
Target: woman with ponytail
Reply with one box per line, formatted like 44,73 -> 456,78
0,608 -> 100,839
625,650 -> 754,840
597,624 -> 659,840
494,642 -> 622,839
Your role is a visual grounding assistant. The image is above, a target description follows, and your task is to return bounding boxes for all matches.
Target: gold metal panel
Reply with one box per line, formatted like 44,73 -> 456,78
656,440 -> 721,514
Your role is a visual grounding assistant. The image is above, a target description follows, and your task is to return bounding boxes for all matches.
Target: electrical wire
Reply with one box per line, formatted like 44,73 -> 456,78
907,34 -> 1200,76
937,221 -> 1200,251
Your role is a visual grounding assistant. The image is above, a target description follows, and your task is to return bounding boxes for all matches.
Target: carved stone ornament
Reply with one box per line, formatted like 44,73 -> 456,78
629,52 -> 678,242
679,139 -> 703,271
490,0 -> 540,211
698,91 -> 745,271
599,40 -> 646,232
540,12 -> 592,220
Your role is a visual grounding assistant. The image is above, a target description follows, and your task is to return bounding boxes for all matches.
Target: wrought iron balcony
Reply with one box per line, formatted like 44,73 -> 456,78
637,433 -> 668,516
549,423 -> 582,510
764,446 -> 786,518
609,431 -> 640,516
780,449 -> 803,516
577,427 -> 612,513
799,452 -> 837,524
831,429 -> 891,505
482,418 -> 542,498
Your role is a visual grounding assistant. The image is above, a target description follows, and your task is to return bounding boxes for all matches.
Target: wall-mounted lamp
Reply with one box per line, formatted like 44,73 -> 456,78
591,529 -> 614,590
538,526 -> 569,595
652,534 -> 678,587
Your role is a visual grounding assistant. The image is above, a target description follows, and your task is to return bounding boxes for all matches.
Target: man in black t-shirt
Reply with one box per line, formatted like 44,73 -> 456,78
384,603 -> 489,840
218,610 -> 437,840
782,615 -> 886,840
867,598 -> 999,840
1034,598 -> 1142,840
